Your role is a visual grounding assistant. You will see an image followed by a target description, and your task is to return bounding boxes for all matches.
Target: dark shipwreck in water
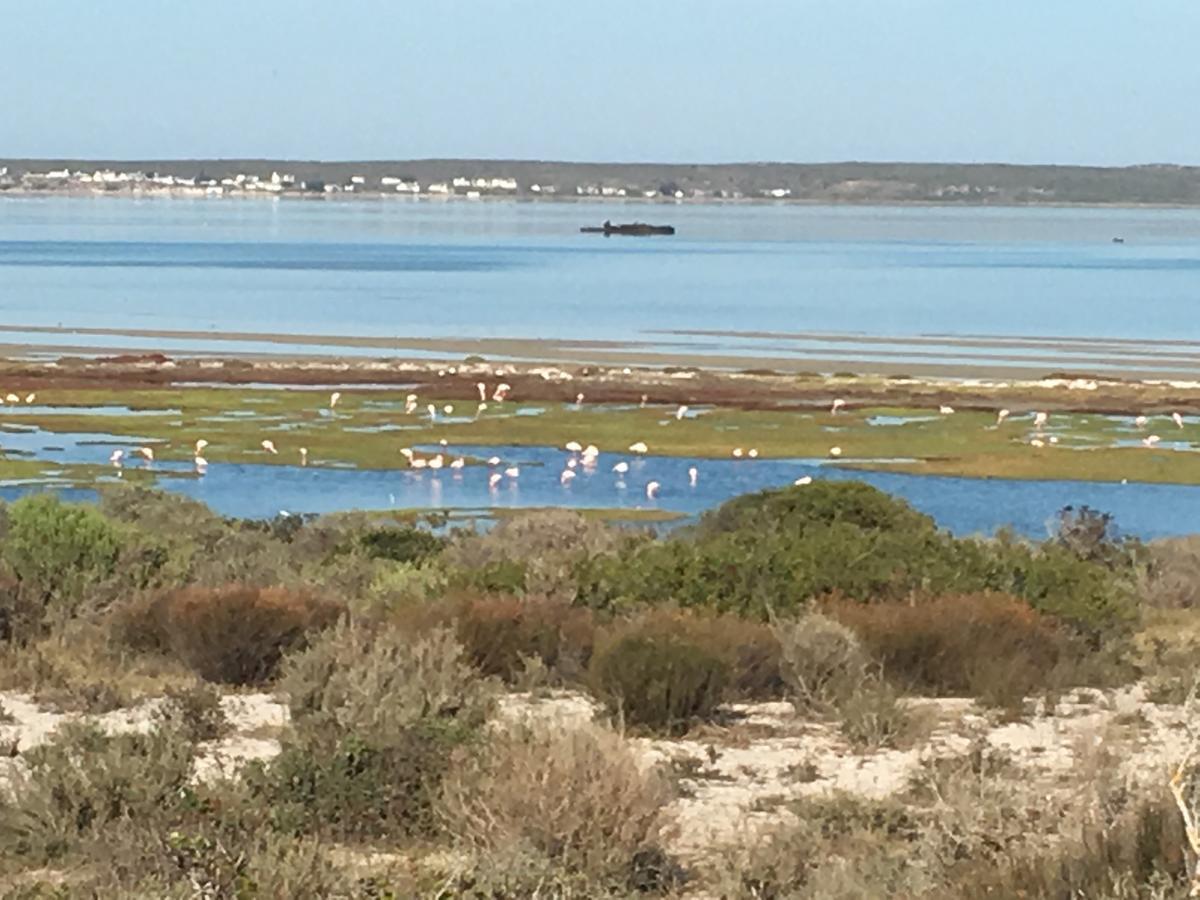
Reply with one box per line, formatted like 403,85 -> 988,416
580,220 -> 676,236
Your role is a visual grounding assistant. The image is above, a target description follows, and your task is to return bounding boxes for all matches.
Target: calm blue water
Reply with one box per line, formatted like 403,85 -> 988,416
3,197 -> 1200,358
0,422 -> 1196,539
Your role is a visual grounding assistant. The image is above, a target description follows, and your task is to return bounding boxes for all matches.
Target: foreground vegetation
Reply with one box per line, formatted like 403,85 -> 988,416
1,482 -> 1199,896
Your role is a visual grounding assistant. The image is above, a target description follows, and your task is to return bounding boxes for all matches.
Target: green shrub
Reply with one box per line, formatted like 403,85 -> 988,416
773,611 -> 870,712
255,623 -> 493,840
112,585 -> 343,685
589,629 -> 728,734
440,721 -> 680,891
0,494 -> 125,622
357,524 -> 444,563
156,683 -> 229,743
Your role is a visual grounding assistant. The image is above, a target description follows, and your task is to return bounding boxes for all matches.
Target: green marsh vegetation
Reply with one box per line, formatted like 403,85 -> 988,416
0,481 -> 1199,894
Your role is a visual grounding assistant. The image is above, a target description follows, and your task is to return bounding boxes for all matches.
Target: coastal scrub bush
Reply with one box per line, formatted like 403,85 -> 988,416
589,627 -> 728,734
773,611 -> 870,712
0,494 -> 125,625
825,593 -> 1077,708
112,585 -> 343,685
440,721 -> 679,891
254,623 -> 492,840
0,720 -> 194,864
454,592 -> 596,684
156,683 -> 230,743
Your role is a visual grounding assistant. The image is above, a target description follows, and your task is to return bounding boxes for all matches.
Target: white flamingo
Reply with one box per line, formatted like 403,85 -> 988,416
565,440 -> 583,453
828,446 -> 842,458
493,383 -> 511,402
138,446 -> 154,461
1135,415 -> 1148,429
24,393 -> 34,404
443,404 -> 454,415
261,440 -> 277,454
329,391 -> 341,410
646,481 -> 661,499
411,458 -> 428,469
831,398 -> 845,414
996,409 -> 1010,425
1034,411 -> 1048,430
639,394 -> 648,408
575,392 -> 585,406
561,469 -> 576,484
629,441 -> 648,455
794,475 -> 813,486
487,456 -> 502,466
194,456 -> 208,473
450,457 -> 465,470
1174,412 -> 1185,429
4,393 -> 18,404
1143,434 -> 1161,448
1030,438 -> 1045,448
427,403 -> 438,421
476,382 -> 487,402
732,448 -> 744,459
567,458 -> 578,469
676,405 -> 689,420
110,449 -> 124,465
688,466 -> 698,486
428,455 -> 444,470
504,466 -> 520,478
612,461 -> 630,474
488,472 -> 502,488
939,405 -> 955,415
194,438 -> 208,455
300,447 -> 308,466
399,447 -> 414,460
748,448 -> 759,459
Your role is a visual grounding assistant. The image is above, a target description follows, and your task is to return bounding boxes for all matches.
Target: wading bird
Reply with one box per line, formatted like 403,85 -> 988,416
996,409 -> 1010,425
4,394 -> 18,404
493,383 -> 511,402
476,382 -> 487,402
629,441 -> 648,454
565,440 -> 583,453
487,456 -> 502,466
194,439 -> 208,455
411,458 -> 428,469
640,394 -> 648,408
828,446 -> 842,458
300,447 -> 308,466
428,455 -> 444,470
1174,412 -> 1185,429
329,391 -> 341,410
504,466 -> 520,478
561,469 -> 576,484
646,481 -> 661,499
24,393 -> 34,404
1030,438 -> 1045,448
794,476 -> 813,486
831,398 -> 845,414
575,392 -> 585,406
612,461 -> 629,474
1034,411 -> 1048,430
399,447 -> 414,460
110,449 -> 124,465
427,403 -> 437,421
939,405 -> 955,415
450,457 -> 465,470
567,458 -> 578,469
688,466 -> 698,486
138,446 -> 154,461
732,448 -> 744,459
1143,435 -> 1161,448
748,448 -> 759,459
443,404 -> 454,415
1135,415 -> 1148,429
488,472 -> 502,488
676,405 -> 688,420
194,456 -> 208,473
261,440 -> 277,454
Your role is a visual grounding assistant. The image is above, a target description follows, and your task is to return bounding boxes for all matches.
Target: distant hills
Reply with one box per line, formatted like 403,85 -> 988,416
5,158 -> 1200,205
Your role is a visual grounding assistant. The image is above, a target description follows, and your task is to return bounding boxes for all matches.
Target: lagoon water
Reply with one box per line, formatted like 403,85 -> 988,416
3,196 -> 1200,367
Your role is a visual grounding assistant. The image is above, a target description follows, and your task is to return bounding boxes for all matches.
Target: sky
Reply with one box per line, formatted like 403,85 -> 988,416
3,1 -> 1198,166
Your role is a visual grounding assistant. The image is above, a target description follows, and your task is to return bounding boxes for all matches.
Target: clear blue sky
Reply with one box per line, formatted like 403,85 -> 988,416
4,1 -> 1197,165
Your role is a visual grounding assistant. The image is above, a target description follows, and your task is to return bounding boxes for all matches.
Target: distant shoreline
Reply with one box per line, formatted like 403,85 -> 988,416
6,158 -> 1200,207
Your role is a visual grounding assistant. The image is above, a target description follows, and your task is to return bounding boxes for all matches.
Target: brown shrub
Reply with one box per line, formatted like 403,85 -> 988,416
825,593 -> 1078,709
1140,536 -> 1200,609
454,593 -> 596,684
439,720 -> 679,891
111,585 -> 343,685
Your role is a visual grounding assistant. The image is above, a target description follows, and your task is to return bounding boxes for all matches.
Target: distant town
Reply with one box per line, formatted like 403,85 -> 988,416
4,159 -> 1200,206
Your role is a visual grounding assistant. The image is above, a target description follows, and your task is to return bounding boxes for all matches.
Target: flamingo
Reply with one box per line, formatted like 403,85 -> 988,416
1048,435 -> 1059,445
629,441 -> 648,454
476,402 -> 488,416
575,392 -> 585,406
1030,438 -> 1045,448
1174,412 -> 1185,429
794,476 -> 813,486
1034,411 -> 1048,430
688,466 -> 698,486
427,403 -> 438,421
493,383 -> 511,402
567,458 -> 578,469
646,481 -> 661,499
476,382 -> 487,402
428,455 -> 444,470
561,469 -> 576,484
24,393 -> 34,404
194,456 -> 208,473
828,446 -> 842,458
439,438 -> 449,447
405,399 -> 418,415
612,461 -> 630,474
732,448 -> 744,459
488,472 -> 503,488
450,457 -> 465,470
565,441 -> 583,453
300,447 -> 308,466
411,458 -> 428,469
748,448 -> 759,459
675,405 -> 689,421
138,446 -> 154,461
448,366 -> 457,375
504,466 -> 520,478
640,394 -> 648,408
831,398 -> 845,414
1135,415 -> 1148,430
194,438 -> 209,455
261,440 -> 277,454
582,444 -> 599,458
4,393 -> 17,404
487,456 -> 502,466
996,409 -> 1010,425
1143,435 -> 1161,448
939,405 -> 955,415
443,404 -> 454,415
400,447 -> 414,460
110,449 -> 124,465
329,391 -> 341,410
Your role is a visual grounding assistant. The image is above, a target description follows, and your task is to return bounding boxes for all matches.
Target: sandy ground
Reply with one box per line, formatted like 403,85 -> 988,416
3,683 -> 1192,868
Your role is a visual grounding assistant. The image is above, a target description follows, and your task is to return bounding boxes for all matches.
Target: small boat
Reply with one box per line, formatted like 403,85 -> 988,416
580,220 -> 675,236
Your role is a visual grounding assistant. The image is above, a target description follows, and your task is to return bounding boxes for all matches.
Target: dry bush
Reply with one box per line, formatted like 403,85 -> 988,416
772,611 -> 870,712
0,721 -> 195,865
110,585 -> 343,685
440,720 -> 680,892
1139,537 -> 1200,610
0,621 -> 196,713
825,593 -> 1078,709
156,683 -> 229,743
589,625 -> 728,735
454,592 -> 596,684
